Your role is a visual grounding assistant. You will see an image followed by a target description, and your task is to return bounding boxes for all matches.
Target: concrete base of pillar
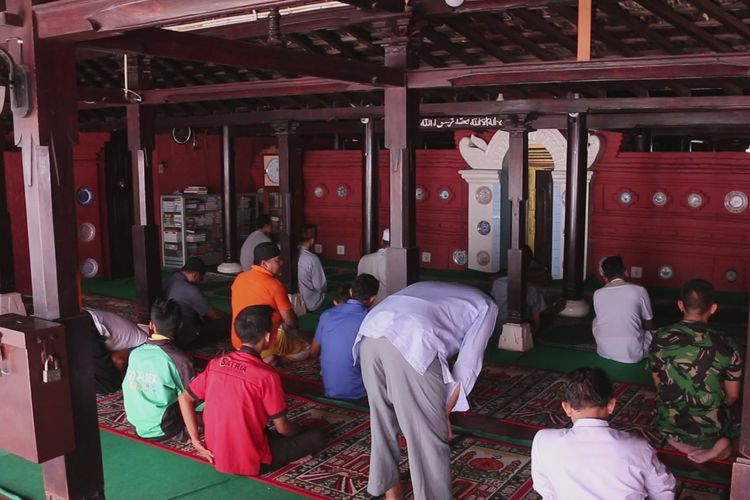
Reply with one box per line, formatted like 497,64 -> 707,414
731,457 -> 750,499
498,322 -> 534,352
217,262 -> 243,275
559,298 -> 591,318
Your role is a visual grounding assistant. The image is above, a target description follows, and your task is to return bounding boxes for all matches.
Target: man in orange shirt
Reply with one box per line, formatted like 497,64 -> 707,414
231,242 -> 305,361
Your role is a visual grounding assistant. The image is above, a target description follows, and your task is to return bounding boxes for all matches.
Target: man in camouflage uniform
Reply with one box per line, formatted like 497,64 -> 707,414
648,279 -> 742,464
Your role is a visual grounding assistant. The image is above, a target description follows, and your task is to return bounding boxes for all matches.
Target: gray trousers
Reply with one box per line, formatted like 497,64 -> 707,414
360,337 -> 452,500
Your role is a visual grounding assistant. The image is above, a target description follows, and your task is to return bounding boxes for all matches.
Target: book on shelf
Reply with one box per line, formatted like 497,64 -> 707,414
184,186 -> 208,194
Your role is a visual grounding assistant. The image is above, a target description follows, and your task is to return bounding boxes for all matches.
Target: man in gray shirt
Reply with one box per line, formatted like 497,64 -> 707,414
297,225 -> 327,312
164,257 -> 230,349
240,214 -> 273,271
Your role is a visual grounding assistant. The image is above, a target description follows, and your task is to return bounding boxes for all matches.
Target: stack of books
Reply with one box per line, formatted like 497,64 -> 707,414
184,186 -> 208,195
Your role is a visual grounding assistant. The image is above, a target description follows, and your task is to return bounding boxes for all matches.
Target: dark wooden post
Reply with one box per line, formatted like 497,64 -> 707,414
126,55 -> 161,315
0,133 -> 15,292
361,117 -> 379,255
502,116 -> 530,326
275,122 -> 302,292
375,16 -> 419,294
7,5 -> 104,496
732,305 -> 750,495
217,125 -> 241,274
560,106 -> 591,317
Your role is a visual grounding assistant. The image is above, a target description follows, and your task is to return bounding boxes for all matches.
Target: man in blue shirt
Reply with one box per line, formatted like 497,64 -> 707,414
309,274 -> 379,402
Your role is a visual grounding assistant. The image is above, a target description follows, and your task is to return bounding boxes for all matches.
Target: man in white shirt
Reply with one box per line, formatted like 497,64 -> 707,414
356,228 -> 389,304
84,308 -> 148,394
239,214 -> 273,271
297,225 -> 327,312
593,256 -> 656,363
532,367 -> 675,500
353,282 -> 498,500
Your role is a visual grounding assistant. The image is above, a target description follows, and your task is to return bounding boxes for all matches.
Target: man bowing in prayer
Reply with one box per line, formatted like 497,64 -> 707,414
353,281 -> 498,500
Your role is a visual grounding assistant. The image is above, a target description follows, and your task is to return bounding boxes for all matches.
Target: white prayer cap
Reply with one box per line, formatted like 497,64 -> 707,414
382,228 -> 390,242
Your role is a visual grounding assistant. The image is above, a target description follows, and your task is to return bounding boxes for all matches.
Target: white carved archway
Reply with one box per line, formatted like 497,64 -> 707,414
459,129 -> 603,278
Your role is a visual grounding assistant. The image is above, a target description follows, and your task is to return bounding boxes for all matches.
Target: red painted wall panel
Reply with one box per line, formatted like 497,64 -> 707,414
302,148 -> 469,268
589,131 -> 750,292
4,132 -> 109,292
73,132 -> 110,279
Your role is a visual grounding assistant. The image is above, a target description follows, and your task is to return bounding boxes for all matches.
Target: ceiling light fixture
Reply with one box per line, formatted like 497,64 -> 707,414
445,0 -> 464,7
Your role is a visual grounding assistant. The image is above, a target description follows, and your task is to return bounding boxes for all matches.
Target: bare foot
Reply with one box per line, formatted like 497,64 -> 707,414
668,439 -> 701,456
687,438 -> 732,464
384,481 -> 404,500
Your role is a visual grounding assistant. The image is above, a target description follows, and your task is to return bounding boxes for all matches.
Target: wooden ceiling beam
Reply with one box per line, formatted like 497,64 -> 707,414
315,30 -> 367,61
408,52 -> 750,88
35,0 -> 311,40
441,17 -> 517,63
595,1 -> 683,55
414,0 -> 578,16
479,13 -> 557,61
78,77 -> 376,108
511,8 -> 577,54
423,24 -> 483,66
685,0 -> 750,43
632,0 -> 733,52
553,5 -> 640,57
148,95 -> 750,129
194,7 -> 402,41
80,28 -> 403,86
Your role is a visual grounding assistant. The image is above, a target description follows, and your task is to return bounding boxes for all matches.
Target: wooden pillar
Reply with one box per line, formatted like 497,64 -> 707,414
577,0 -> 592,61
562,110 -> 589,302
8,2 -> 104,495
375,18 -> 419,294
218,125 -> 241,273
503,117 -> 530,325
361,117 -> 379,255
126,55 -> 160,314
0,134 -> 15,292
732,305 -> 750,496
275,122 -> 302,292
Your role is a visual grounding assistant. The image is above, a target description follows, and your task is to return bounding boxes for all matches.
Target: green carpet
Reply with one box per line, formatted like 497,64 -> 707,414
486,345 -> 654,386
0,432 -> 303,500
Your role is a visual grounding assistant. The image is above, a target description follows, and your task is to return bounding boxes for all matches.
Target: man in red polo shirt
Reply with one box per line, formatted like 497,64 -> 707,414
178,305 -> 326,475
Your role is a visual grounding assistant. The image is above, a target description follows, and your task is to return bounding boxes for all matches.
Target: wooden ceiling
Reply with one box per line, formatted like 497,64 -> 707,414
23,0 -> 750,130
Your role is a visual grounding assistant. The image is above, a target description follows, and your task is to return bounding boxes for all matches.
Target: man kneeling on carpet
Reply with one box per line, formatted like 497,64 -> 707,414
309,273 -> 380,403
531,367 -> 675,499
179,305 -> 327,475
123,298 -> 196,441
649,278 -> 743,464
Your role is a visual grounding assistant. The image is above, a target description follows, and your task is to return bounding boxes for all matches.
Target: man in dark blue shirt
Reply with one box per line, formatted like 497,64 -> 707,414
310,274 -> 379,402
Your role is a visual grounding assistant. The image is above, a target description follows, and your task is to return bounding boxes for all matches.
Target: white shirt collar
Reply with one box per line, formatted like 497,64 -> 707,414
572,418 -> 610,428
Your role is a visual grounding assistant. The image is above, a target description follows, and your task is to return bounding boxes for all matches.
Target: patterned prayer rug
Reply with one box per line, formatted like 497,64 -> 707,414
469,363 -> 669,448
82,293 -> 145,324
264,430 -> 534,499
96,391 -> 729,499
96,391 -> 368,461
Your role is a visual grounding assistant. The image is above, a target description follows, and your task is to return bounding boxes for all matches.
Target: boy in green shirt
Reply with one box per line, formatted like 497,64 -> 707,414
123,298 -> 196,440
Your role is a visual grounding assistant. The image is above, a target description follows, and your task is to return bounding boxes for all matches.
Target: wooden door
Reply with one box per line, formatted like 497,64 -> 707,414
534,170 -> 553,270
104,132 -> 134,278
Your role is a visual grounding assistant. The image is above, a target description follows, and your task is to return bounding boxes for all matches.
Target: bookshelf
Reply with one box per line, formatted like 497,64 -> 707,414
161,194 -> 223,268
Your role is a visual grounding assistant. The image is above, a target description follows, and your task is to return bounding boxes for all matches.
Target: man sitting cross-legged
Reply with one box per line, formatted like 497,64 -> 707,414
593,256 -> 656,363
649,278 -> 743,464
310,273 -> 380,403
532,367 -> 675,500
179,305 -> 327,475
123,298 -> 195,441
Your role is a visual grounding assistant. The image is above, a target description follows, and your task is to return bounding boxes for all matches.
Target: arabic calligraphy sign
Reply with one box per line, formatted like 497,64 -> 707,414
419,116 -> 504,130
